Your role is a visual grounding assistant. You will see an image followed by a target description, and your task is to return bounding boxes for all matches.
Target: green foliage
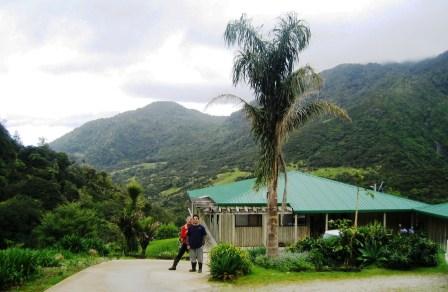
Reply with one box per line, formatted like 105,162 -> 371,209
381,233 -> 438,269
289,223 -> 439,271
34,203 -> 101,247
32,249 -> 63,267
136,216 -> 159,256
254,252 -> 313,272
0,195 -> 42,248
247,246 -> 266,262
209,243 -> 252,280
0,248 -> 39,289
56,235 -> 109,256
155,224 -> 178,239
145,238 -> 179,259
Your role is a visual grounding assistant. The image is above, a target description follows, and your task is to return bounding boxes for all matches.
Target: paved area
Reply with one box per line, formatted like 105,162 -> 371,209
46,259 -> 448,292
46,259 -> 218,292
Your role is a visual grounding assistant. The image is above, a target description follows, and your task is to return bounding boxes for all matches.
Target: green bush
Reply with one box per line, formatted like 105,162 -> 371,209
0,248 -> 39,289
209,243 -> 252,280
155,224 -> 178,239
381,233 -> 438,269
32,249 -> 62,267
410,235 -> 438,267
255,252 -> 313,272
247,246 -> 266,262
57,235 -> 108,255
34,203 -> 102,247
146,238 -> 179,259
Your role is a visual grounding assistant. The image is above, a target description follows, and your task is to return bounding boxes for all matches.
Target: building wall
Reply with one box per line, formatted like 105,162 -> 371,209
417,214 -> 448,251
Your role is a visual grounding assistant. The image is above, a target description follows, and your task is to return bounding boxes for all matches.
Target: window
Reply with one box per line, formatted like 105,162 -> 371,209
235,214 -> 262,227
279,214 -> 294,226
278,214 -> 307,226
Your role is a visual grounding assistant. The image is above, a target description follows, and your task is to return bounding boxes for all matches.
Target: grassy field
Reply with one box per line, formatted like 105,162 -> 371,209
310,167 -> 372,179
161,187 -> 182,197
146,238 -> 180,259
211,169 -> 252,185
230,253 -> 448,287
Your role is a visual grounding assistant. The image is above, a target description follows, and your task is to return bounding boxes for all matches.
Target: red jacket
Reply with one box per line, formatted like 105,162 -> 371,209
180,224 -> 189,244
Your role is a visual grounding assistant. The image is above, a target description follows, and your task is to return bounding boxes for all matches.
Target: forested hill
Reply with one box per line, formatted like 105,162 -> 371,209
51,51 -> 448,206
50,101 -> 228,168
284,51 -> 448,202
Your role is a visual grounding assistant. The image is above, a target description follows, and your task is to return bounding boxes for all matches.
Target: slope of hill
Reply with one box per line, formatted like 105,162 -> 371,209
51,52 -> 448,213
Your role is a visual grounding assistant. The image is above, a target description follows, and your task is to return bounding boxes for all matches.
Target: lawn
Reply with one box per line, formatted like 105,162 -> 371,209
211,169 -> 252,185
231,253 -> 448,287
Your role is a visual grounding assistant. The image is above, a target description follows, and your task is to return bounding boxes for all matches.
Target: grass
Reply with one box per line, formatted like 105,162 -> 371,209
146,238 -> 181,259
161,187 -> 182,197
211,169 -> 251,185
229,252 -> 448,287
110,162 -> 167,175
10,254 -> 106,292
310,167 -> 372,179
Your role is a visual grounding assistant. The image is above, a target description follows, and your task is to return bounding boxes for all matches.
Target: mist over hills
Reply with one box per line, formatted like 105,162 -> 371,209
51,51 -> 448,209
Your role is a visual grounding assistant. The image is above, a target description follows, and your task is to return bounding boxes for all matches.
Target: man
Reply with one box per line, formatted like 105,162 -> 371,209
187,214 -> 207,273
168,216 -> 191,270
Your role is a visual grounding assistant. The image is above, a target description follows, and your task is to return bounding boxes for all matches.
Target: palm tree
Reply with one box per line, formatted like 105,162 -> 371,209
213,13 -> 351,257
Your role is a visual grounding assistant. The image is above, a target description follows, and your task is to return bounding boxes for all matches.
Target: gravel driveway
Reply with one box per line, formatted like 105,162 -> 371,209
46,259 -> 447,292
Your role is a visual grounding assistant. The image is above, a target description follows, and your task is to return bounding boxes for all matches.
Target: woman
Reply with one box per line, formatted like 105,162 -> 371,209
168,216 -> 191,270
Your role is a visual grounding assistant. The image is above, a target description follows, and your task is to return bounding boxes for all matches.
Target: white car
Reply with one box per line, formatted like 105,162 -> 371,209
323,229 -> 341,239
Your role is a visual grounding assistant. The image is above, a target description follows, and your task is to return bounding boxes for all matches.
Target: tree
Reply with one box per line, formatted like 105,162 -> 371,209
135,216 -> 159,256
216,13 -> 350,257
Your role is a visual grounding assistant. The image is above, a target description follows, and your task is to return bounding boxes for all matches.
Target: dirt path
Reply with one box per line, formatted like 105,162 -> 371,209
46,259 -> 447,292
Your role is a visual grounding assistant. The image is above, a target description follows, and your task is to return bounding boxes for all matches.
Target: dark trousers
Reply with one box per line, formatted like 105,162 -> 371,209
175,243 -> 188,261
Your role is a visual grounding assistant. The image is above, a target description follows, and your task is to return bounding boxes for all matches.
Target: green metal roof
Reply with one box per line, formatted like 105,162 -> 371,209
187,171 -> 429,214
415,202 -> 448,219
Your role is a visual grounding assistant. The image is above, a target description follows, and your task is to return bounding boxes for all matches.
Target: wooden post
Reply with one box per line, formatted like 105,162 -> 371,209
262,214 -> 267,247
218,214 -> 222,243
383,213 -> 387,229
325,213 -> 329,231
294,214 -> 298,241
231,214 -> 236,245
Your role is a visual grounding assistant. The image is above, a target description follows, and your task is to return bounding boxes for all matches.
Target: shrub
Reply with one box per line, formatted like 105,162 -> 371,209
255,252 -> 313,272
247,246 -> 266,262
155,224 -> 178,239
32,249 -> 62,267
34,203 -> 101,247
57,235 -> 108,255
381,233 -> 438,269
146,238 -> 179,259
410,235 -> 438,267
288,237 -> 316,253
0,248 -> 39,289
357,239 -> 386,266
209,243 -> 252,280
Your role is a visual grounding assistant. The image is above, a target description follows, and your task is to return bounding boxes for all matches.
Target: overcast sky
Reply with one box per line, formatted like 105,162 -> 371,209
1,0 -> 447,145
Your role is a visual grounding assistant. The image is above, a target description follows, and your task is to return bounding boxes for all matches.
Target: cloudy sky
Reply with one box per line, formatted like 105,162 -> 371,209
1,0 -> 447,145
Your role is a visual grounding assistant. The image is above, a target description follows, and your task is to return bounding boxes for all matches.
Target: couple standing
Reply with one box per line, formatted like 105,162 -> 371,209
169,214 -> 206,273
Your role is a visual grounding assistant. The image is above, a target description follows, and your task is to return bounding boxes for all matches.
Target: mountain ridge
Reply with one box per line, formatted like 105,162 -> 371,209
51,51 -> 448,206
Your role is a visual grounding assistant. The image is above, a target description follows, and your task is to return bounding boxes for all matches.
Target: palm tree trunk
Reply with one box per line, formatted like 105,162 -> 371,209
267,176 -> 279,257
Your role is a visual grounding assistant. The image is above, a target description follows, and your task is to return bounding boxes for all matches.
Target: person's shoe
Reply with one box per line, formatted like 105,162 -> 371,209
189,262 -> 197,272
198,262 -> 203,273
168,259 -> 179,270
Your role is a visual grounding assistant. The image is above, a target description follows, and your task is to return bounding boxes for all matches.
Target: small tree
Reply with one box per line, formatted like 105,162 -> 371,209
136,216 -> 159,256
117,179 -> 158,255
